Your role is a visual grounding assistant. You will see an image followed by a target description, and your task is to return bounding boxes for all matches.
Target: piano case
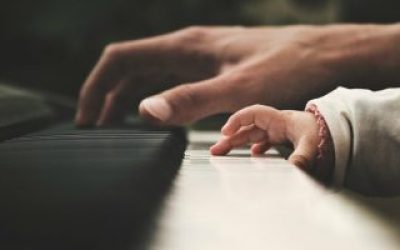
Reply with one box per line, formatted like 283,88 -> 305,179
0,123 -> 187,249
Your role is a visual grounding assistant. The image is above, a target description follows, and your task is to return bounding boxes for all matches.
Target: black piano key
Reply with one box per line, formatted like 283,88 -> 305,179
0,123 -> 187,250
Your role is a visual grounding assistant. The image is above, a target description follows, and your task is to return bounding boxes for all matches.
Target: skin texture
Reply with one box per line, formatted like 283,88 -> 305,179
75,24 -> 400,127
209,105 -> 320,170
74,24 -> 400,173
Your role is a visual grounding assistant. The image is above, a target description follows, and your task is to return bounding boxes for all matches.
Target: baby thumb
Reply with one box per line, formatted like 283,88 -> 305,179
288,136 -> 318,170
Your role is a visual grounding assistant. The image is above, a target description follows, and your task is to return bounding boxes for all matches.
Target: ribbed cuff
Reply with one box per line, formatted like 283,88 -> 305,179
306,104 -> 335,184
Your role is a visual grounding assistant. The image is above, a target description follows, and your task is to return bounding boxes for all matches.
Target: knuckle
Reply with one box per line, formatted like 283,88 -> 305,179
175,26 -> 210,44
228,71 -> 252,86
252,104 -> 264,110
103,43 -> 123,60
244,104 -> 263,113
227,113 -> 239,124
182,26 -> 208,36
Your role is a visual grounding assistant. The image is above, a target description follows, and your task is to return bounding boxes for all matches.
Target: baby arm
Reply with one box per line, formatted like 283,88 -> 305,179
210,105 -> 334,181
211,87 -> 400,196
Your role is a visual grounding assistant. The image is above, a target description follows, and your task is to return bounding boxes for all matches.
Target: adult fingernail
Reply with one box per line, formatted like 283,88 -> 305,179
140,96 -> 172,122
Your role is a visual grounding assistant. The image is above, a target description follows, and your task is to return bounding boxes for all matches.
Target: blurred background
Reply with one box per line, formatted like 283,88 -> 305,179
0,0 -> 399,98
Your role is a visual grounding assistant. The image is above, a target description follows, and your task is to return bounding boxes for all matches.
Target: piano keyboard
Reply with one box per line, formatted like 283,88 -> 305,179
0,123 -> 187,249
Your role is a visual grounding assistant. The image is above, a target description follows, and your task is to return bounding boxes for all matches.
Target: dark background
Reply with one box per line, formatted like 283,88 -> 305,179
0,0 -> 399,98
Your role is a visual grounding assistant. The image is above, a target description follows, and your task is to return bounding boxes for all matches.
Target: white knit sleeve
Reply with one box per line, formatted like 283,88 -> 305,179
306,87 -> 400,196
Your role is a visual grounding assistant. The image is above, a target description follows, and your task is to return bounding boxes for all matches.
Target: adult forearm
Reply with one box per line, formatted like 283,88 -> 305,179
317,23 -> 400,89
76,24 -> 400,126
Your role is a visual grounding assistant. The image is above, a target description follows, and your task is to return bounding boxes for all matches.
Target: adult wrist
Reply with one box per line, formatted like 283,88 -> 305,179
312,24 -> 400,88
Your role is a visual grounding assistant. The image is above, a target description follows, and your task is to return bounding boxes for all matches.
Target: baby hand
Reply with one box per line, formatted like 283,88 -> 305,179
210,105 -> 320,170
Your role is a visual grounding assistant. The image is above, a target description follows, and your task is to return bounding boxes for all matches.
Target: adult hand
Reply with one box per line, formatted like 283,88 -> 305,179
75,24 -> 400,126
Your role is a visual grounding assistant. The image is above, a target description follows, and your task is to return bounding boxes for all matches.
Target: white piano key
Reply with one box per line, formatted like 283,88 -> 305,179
150,130 -> 400,250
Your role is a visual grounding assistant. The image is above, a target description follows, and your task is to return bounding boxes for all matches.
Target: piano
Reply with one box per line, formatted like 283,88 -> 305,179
0,83 -> 399,250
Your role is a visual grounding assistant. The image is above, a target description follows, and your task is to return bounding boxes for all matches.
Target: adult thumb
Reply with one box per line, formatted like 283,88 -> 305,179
139,76 -> 232,125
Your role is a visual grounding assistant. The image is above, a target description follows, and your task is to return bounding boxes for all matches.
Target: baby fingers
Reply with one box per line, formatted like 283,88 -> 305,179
221,105 -> 282,136
251,142 -> 271,155
210,125 -> 268,155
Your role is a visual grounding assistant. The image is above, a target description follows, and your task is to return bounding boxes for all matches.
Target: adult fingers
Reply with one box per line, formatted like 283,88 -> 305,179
75,34 -> 181,126
95,76 -> 152,126
96,89 -> 129,126
76,27 -> 224,126
139,74 -> 236,125
75,45 -> 125,126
